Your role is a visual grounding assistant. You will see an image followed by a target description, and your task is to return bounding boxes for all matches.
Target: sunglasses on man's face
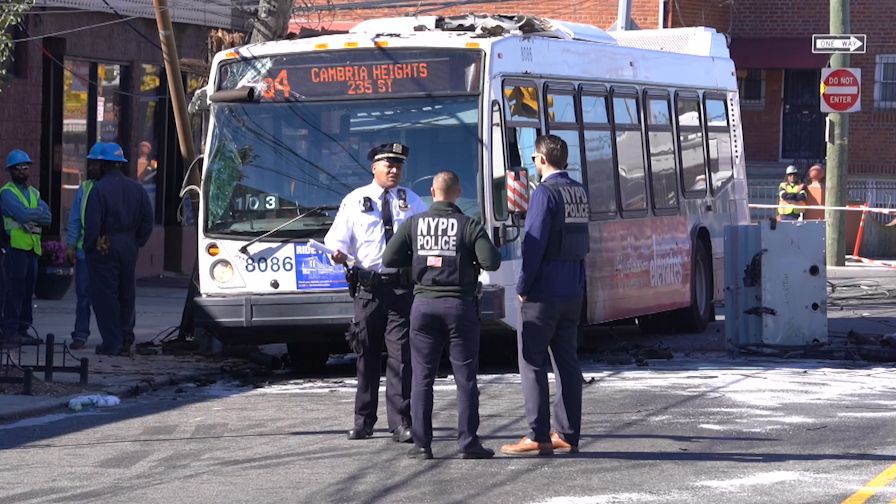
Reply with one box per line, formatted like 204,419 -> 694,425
530,153 -> 541,162
10,165 -> 29,172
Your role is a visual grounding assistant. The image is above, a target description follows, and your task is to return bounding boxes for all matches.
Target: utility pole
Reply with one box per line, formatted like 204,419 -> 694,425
153,0 -> 201,343
152,0 -> 197,177
825,0 -> 850,266
250,0 -> 293,44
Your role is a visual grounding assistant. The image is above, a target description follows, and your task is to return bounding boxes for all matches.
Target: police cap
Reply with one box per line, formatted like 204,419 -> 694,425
368,143 -> 410,163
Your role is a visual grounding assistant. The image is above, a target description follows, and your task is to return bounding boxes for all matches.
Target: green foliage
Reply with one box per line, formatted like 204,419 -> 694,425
0,0 -> 34,91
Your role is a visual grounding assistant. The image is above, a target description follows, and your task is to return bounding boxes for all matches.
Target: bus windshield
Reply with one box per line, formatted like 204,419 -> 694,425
204,95 -> 481,239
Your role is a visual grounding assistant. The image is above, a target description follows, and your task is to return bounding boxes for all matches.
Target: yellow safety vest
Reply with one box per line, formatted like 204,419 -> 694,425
777,182 -> 807,216
0,182 -> 42,254
76,180 -> 94,249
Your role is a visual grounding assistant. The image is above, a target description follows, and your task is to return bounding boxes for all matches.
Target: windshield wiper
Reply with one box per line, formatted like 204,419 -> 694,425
239,206 -> 326,255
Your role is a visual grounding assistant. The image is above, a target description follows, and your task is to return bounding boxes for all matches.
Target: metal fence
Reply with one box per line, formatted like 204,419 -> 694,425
748,178 -> 896,224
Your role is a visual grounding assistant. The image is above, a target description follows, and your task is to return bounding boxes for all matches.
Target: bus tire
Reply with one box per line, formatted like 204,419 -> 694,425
287,343 -> 330,374
674,241 -> 713,333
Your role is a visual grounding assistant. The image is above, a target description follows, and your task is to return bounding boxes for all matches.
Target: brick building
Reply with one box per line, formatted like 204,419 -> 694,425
0,1 -> 249,276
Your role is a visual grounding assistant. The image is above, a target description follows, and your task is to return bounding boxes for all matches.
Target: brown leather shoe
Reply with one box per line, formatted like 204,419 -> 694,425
500,436 -> 553,456
551,432 -> 579,453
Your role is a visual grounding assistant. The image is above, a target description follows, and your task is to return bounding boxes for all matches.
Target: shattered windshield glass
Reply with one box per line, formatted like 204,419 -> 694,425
204,96 -> 482,239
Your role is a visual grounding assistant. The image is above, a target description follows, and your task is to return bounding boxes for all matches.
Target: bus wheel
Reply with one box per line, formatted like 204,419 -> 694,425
286,343 -> 330,374
673,241 -> 713,333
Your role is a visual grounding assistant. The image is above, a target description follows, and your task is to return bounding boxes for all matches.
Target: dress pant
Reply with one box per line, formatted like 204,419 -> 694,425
518,297 -> 583,446
409,296 -> 482,451
352,282 -> 412,432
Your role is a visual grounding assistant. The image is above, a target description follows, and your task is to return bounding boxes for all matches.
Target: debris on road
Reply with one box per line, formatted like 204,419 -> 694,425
67,395 -> 121,411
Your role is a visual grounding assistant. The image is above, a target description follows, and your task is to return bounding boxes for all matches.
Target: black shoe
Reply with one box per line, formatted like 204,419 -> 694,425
407,445 -> 433,459
347,427 -> 373,440
95,345 -> 122,356
391,425 -> 413,443
461,444 -> 495,459
69,339 -> 87,350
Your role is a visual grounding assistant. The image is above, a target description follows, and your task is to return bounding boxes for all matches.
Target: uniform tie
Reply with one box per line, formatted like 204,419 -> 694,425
381,190 -> 394,243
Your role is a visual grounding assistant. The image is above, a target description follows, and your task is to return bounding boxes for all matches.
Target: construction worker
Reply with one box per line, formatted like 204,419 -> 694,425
65,145 -> 103,349
778,165 -> 807,221
83,143 -> 153,356
0,149 -> 51,347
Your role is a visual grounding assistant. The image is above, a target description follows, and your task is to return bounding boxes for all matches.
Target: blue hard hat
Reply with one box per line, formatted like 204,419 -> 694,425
86,142 -> 128,163
5,149 -> 32,169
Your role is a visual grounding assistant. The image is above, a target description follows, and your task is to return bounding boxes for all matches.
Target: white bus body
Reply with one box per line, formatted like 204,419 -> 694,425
192,15 -> 749,363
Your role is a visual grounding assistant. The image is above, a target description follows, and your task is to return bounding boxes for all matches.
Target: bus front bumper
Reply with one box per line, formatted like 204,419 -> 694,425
193,286 -> 505,330
193,292 -> 354,329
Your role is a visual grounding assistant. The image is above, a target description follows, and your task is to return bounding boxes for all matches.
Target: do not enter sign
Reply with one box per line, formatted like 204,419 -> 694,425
820,68 -> 861,113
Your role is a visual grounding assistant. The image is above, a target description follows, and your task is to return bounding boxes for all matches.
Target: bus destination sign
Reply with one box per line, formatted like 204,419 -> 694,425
218,49 -> 482,101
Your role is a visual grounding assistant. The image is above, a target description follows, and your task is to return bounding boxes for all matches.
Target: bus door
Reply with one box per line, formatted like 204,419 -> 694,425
489,78 -> 541,331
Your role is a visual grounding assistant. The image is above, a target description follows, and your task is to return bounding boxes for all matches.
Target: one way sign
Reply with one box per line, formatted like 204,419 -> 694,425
812,34 -> 867,54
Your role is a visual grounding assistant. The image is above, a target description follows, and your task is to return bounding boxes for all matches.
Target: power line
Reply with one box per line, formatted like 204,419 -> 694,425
99,0 -> 163,51
14,14 -> 143,42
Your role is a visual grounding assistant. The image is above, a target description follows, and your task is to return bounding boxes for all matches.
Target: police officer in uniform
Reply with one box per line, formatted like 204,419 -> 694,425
383,170 -> 501,460
325,142 -> 427,442
0,149 -> 51,347
501,134 -> 589,456
83,143 -> 153,356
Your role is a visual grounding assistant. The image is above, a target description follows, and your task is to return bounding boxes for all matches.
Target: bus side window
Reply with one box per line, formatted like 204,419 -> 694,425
501,80 -> 541,217
545,88 -> 583,184
645,93 -> 679,212
581,91 -> 617,217
611,89 -> 648,214
704,96 -> 734,193
676,94 -> 708,197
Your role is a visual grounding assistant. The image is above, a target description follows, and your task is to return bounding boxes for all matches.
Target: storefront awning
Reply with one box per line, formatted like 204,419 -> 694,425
729,38 -> 832,69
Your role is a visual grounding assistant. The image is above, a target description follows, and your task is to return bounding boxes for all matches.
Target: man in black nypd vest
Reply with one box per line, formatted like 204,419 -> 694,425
383,170 -> 501,460
502,134 -> 589,456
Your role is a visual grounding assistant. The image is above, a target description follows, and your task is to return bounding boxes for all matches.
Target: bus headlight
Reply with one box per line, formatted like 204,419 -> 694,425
211,260 -> 235,283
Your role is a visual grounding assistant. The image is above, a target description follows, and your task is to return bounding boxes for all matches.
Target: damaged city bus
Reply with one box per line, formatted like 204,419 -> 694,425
189,14 -> 749,369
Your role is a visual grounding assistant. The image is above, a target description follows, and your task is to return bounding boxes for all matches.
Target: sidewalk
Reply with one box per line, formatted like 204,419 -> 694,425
0,279 -> 234,421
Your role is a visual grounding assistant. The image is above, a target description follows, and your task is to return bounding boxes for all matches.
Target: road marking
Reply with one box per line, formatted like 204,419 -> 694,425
841,462 -> 896,504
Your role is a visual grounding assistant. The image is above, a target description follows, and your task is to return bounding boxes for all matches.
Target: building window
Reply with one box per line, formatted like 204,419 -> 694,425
737,69 -> 765,109
59,60 -> 130,245
874,55 -> 896,109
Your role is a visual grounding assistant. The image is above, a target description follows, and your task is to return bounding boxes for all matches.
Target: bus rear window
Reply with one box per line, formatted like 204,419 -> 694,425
217,49 -> 482,101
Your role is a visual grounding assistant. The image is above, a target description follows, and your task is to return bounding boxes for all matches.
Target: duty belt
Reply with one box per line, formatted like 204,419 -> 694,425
357,269 -> 405,287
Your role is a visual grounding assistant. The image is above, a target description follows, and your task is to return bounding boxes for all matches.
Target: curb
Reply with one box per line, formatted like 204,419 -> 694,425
0,369 -> 228,423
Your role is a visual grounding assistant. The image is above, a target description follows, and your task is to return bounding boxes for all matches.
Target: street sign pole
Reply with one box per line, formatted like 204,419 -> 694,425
826,0 -> 850,267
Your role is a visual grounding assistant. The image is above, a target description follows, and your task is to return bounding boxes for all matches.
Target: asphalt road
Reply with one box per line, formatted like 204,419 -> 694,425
2,355 -> 896,504
3,267 -> 896,503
